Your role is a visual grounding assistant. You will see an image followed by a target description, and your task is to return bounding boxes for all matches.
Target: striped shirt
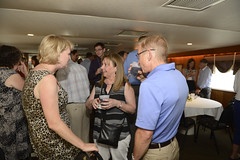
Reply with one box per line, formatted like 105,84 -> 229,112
93,82 -> 130,141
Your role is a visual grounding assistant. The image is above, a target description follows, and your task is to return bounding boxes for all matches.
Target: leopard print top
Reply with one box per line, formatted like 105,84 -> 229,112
22,70 -> 79,160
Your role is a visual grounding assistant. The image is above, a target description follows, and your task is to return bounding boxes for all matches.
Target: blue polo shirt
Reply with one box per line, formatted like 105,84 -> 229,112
136,63 -> 188,143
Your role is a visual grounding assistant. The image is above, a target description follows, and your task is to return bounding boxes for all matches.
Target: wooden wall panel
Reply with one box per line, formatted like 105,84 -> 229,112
211,89 -> 235,108
168,45 -> 239,108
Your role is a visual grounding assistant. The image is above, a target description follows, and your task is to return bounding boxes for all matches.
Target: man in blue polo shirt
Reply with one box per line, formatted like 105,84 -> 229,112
133,35 -> 188,160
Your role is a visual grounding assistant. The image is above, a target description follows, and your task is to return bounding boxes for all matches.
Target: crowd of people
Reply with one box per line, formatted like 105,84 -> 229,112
0,34 -> 239,160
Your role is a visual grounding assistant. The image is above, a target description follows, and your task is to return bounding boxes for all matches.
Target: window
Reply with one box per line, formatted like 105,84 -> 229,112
210,66 -> 235,92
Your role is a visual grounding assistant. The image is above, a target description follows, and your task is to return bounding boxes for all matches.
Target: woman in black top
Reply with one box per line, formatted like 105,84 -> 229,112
86,53 -> 136,160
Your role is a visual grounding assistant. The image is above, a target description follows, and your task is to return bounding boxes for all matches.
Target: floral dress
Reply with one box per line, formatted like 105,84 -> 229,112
0,68 -> 31,160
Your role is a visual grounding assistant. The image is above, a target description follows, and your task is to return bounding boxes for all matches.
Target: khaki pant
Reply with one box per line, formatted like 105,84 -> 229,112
143,137 -> 179,160
66,103 -> 90,143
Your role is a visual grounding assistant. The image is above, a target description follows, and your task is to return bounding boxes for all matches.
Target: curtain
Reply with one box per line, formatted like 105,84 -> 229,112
208,53 -> 239,74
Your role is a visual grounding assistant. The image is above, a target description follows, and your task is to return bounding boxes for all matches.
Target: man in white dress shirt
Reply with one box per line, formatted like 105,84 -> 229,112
81,52 -> 94,74
195,59 -> 212,99
56,50 -> 90,143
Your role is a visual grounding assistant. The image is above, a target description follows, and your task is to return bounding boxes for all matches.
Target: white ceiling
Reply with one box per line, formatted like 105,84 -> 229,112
0,0 -> 240,56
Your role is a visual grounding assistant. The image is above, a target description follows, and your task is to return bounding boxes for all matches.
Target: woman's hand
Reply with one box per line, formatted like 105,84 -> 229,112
17,61 -> 28,77
82,143 -> 98,152
91,98 -> 101,110
100,98 -> 119,110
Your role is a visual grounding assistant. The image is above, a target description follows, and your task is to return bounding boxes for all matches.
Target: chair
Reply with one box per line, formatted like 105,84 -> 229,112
195,99 -> 234,154
178,111 -> 196,150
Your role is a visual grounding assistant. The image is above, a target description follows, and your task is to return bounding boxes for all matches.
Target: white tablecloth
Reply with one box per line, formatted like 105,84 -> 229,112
184,97 -> 223,120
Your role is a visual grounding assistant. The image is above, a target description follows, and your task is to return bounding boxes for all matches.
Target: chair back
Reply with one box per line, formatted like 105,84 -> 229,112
218,98 -> 234,125
180,111 -> 186,125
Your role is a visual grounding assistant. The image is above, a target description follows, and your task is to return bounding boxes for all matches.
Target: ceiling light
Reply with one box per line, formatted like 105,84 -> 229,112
187,43 -> 193,46
27,34 -> 34,37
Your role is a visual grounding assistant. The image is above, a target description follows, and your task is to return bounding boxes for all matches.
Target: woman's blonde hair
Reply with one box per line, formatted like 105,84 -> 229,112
138,35 -> 168,62
100,53 -> 128,92
38,34 -> 73,64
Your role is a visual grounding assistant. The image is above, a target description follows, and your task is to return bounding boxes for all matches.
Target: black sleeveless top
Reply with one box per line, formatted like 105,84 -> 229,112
93,82 -> 130,141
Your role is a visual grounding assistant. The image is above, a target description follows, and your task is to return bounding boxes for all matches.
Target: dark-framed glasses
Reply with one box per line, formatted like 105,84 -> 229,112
136,49 -> 156,59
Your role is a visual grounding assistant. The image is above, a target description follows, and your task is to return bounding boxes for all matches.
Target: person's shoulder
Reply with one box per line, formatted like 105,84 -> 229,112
42,73 -> 56,80
237,69 -> 240,75
92,57 -> 99,62
78,64 -> 88,73
206,66 -> 212,72
70,62 -> 87,72
41,74 -> 57,86
128,50 -> 138,56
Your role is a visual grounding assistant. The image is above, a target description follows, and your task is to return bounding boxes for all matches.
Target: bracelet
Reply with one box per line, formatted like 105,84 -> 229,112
119,101 -> 123,109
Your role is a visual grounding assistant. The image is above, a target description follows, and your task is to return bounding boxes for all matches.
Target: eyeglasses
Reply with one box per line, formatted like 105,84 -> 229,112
95,49 -> 103,53
136,49 -> 156,59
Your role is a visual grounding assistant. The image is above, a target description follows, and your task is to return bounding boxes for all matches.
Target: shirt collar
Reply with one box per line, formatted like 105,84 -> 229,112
147,63 -> 175,78
201,66 -> 207,71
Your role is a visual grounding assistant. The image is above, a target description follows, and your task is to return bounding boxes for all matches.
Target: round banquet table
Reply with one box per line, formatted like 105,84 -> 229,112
180,96 -> 223,135
184,96 -> 223,120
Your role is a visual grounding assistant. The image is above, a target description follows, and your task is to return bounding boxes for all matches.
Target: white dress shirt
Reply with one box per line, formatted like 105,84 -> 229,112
197,66 -> 212,89
234,69 -> 240,101
56,60 -> 90,103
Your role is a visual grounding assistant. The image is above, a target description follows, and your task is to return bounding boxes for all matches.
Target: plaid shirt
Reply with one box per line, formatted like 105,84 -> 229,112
56,60 -> 90,103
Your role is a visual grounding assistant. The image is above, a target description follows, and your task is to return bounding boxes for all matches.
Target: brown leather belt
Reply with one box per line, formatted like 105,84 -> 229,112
149,137 -> 175,149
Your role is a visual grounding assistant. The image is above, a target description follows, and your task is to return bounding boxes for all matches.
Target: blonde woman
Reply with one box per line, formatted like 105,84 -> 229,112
22,35 -> 97,159
86,53 -> 136,160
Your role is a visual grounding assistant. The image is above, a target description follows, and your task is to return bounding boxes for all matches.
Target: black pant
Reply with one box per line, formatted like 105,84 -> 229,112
127,85 -> 140,160
186,80 -> 196,93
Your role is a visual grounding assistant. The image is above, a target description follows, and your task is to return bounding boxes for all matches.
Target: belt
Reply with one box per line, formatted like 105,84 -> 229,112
149,137 -> 175,149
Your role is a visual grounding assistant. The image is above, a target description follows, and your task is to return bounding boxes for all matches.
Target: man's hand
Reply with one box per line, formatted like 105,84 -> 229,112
128,64 -> 146,82
195,89 -> 201,94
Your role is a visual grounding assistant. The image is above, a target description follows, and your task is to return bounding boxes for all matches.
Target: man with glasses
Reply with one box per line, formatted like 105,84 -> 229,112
88,42 -> 105,86
132,35 -> 188,160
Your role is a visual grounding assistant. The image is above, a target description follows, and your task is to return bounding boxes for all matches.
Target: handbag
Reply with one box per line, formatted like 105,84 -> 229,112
96,83 -> 126,148
97,111 -> 125,148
